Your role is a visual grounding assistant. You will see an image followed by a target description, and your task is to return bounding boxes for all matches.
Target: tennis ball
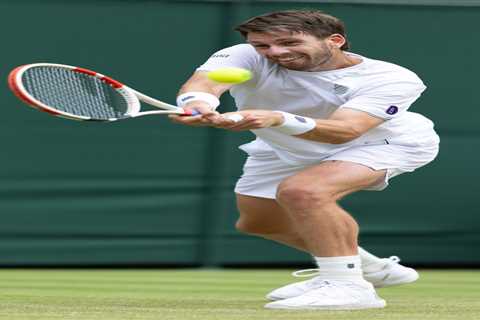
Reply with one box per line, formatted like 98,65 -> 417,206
207,67 -> 252,84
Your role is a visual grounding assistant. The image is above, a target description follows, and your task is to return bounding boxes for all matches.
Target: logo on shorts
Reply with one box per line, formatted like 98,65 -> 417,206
295,116 -> 307,123
386,106 -> 398,115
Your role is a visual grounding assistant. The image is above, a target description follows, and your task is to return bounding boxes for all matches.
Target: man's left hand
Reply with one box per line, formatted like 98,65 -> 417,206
205,110 -> 284,131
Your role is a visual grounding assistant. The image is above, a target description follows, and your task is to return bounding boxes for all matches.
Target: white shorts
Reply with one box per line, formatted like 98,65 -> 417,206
234,141 -> 439,199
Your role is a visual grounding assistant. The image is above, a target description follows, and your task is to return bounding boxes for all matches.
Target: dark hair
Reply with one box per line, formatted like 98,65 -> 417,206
234,9 -> 350,51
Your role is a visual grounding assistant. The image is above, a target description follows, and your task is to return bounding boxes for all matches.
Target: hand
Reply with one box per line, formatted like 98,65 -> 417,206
169,101 -> 218,127
205,109 -> 284,131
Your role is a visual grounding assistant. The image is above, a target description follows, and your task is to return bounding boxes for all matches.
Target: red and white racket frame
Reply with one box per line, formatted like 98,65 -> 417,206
8,63 -> 185,121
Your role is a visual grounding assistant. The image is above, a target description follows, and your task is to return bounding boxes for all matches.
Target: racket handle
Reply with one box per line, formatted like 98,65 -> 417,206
180,109 -> 202,117
181,109 -> 201,117
180,108 -> 200,116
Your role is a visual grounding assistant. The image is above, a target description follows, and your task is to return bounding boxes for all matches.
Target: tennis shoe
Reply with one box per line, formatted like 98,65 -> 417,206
363,256 -> 419,288
264,279 -> 386,310
266,256 -> 418,301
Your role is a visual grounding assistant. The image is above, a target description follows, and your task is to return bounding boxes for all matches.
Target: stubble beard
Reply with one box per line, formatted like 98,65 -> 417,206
305,43 -> 335,71
275,43 -> 335,71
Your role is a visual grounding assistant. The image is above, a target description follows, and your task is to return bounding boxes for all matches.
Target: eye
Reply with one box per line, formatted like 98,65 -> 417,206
252,44 -> 269,49
281,41 -> 301,46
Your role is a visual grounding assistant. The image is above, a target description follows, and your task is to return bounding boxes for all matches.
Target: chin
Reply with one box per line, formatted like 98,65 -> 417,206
279,59 -> 313,71
284,64 -> 311,71
278,61 -> 306,71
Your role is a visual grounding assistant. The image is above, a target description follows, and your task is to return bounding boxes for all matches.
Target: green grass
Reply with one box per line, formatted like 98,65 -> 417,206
0,269 -> 478,320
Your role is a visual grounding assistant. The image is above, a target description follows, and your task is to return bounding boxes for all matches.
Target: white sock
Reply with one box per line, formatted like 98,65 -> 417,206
313,255 -> 364,282
358,247 -> 387,273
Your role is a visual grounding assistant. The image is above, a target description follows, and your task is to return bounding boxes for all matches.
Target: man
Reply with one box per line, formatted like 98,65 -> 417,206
170,9 -> 439,310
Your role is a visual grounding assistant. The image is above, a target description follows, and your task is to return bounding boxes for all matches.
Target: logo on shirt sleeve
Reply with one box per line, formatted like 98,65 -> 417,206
386,106 -> 398,115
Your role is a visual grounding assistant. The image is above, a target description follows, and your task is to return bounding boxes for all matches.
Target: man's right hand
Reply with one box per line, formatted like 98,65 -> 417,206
169,101 -> 219,127
171,70 -> 235,126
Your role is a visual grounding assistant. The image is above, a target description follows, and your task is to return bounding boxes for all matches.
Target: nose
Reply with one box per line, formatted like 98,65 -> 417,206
265,45 -> 290,57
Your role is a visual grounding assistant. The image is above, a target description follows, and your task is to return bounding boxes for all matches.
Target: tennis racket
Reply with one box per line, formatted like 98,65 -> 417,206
8,63 -> 198,122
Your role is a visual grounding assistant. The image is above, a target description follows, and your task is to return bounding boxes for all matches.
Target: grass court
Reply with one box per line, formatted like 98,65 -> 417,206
0,269 -> 478,320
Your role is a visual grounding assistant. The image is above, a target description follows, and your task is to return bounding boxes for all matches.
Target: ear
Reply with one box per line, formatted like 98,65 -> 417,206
327,34 -> 346,49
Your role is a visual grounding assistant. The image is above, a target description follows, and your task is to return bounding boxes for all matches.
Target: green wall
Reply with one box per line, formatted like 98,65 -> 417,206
0,1 -> 478,266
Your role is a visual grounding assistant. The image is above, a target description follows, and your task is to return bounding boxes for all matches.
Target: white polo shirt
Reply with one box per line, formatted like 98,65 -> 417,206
197,44 -> 439,165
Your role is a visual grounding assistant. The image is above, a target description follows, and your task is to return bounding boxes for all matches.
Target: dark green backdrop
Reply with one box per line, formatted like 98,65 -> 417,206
0,0 -> 478,266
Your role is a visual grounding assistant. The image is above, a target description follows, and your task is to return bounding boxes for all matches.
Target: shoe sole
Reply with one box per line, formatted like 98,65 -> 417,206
267,269 -> 419,301
266,294 -> 289,301
265,299 -> 387,310
266,272 -> 418,301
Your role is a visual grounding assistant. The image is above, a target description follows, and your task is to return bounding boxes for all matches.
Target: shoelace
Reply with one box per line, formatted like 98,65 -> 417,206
291,256 -> 402,278
292,268 -> 322,278
389,256 -> 400,263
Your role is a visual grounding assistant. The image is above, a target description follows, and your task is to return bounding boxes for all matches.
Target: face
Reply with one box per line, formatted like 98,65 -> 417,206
247,30 -> 344,71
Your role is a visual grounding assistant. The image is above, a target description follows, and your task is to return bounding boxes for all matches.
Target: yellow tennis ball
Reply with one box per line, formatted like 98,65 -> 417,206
207,67 -> 252,84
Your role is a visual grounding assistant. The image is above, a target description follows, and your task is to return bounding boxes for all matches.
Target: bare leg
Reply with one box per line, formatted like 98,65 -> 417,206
235,194 -> 308,251
275,161 -> 386,257
236,161 -> 385,257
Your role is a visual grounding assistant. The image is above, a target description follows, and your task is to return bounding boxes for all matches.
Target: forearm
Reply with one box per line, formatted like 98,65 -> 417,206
176,71 -> 234,113
213,110 -> 366,140
295,119 -> 362,144
269,109 -> 383,144
178,71 -> 232,98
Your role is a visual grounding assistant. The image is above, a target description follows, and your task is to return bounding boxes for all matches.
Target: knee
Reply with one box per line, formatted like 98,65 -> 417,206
235,217 -> 265,236
235,215 -> 287,237
276,178 -> 334,211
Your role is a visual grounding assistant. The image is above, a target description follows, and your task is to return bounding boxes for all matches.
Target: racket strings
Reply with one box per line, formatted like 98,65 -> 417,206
22,67 -> 130,120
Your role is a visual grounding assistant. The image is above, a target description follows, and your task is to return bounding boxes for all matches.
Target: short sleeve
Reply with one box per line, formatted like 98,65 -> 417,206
196,44 -> 259,73
339,76 -> 426,120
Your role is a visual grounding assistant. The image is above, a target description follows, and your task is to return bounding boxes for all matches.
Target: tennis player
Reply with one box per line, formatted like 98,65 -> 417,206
171,9 -> 439,310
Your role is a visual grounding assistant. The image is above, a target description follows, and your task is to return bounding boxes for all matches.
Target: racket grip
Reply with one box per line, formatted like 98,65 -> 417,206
180,109 -> 200,116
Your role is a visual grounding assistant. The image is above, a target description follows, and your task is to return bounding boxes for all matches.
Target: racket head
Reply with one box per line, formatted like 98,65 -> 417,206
8,63 -> 140,121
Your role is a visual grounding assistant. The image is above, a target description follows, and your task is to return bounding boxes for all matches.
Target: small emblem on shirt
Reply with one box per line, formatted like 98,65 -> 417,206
295,116 -> 307,123
334,83 -> 348,94
386,106 -> 398,115
211,54 -> 230,58
347,263 -> 355,269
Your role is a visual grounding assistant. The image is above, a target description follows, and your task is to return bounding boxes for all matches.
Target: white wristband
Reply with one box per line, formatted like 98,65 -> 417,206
272,111 -> 316,135
176,92 -> 220,110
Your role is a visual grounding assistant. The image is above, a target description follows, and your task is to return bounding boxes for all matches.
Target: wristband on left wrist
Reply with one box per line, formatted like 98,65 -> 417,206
272,111 -> 316,135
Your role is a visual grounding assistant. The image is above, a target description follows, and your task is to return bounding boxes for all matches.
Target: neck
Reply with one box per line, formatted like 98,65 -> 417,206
310,51 -> 361,72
